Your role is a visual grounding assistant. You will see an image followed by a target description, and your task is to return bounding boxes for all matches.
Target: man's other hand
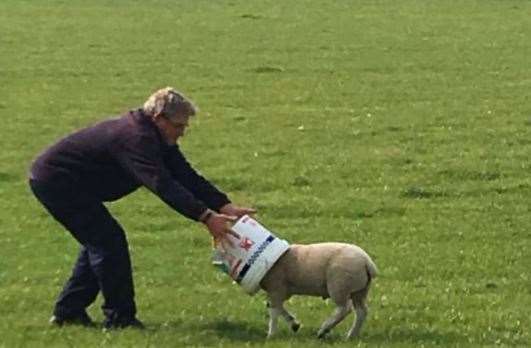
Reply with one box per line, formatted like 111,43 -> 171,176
219,203 -> 257,218
204,212 -> 239,247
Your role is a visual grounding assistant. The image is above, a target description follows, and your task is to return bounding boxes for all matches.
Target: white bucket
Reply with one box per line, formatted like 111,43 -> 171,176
213,215 -> 290,295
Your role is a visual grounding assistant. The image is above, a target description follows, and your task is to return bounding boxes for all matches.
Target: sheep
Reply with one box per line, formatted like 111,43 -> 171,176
259,242 -> 378,339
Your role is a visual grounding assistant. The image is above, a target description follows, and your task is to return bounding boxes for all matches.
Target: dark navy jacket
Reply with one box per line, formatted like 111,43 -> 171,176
30,109 -> 230,221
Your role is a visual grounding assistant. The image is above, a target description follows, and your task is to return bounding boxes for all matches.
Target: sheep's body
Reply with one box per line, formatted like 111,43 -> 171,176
259,242 -> 377,339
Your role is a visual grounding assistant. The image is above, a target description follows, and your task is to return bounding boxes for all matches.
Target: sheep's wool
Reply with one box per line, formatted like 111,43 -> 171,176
215,215 -> 290,295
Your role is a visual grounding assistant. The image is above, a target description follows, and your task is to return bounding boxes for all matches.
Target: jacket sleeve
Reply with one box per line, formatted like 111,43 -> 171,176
165,145 -> 231,212
113,134 -> 208,221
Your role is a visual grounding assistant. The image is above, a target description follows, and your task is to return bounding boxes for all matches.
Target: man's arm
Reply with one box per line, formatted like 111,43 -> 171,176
114,134 -> 210,221
164,145 -> 231,212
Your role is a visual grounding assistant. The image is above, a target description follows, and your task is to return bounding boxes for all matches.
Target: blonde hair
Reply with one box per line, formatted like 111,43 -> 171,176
143,87 -> 198,118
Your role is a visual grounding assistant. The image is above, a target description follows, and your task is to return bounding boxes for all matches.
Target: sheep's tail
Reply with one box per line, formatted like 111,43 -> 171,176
365,254 -> 378,282
350,251 -> 378,308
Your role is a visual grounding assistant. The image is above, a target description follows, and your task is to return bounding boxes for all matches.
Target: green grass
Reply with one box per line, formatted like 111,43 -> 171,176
1,0 -> 530,346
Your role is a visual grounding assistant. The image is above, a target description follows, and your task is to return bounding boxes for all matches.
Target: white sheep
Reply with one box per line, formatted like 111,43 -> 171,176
259,242 -> 378,339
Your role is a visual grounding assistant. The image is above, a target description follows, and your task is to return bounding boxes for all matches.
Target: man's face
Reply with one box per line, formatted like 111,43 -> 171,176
156,113 -> 190,144
165,114 -> 190,139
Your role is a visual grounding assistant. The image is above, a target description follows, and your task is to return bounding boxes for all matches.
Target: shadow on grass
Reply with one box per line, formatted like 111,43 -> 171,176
149,318 -> 266,342
196,322 -> 470,346
200,318 -> 266,341
148,319 -> 470,345
197,319 -> 346,344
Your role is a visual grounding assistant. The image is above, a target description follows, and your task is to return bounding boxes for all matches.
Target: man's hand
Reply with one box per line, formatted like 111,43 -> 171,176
203,211 -> 239,248
219,203 -> 257,218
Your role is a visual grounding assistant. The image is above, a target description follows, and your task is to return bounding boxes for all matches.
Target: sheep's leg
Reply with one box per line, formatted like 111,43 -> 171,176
347,302 -> 367,338
267,306 -> 282,338
266,293 -> 288,339
317,301 -> 352,339
266,300 -> 300,334
280,307 -> 301,332
347,287 -> 369,339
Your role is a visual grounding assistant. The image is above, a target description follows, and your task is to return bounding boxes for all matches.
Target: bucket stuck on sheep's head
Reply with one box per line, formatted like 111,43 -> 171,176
212,215 -> 290,295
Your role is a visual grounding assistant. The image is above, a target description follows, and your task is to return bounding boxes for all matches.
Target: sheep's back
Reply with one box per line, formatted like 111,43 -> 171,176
261,243 -> 376,298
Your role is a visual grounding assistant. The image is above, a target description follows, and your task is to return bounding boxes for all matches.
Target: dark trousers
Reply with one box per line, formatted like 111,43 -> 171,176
29,180 -> 136,320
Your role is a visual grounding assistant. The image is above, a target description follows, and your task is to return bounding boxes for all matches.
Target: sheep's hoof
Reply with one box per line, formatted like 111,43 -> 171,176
291,322 -> 301,332
317,328 -> 330,339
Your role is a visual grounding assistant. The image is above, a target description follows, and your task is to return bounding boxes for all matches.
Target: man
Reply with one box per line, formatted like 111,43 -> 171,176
29,87 -> 255,329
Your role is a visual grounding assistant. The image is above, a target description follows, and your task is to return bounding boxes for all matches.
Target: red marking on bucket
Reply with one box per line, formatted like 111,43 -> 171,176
239,237 -> 254,251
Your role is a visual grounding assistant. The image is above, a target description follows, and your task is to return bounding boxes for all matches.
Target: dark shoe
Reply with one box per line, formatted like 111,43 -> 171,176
103,316 -> 145,330
49,312 -> 95,327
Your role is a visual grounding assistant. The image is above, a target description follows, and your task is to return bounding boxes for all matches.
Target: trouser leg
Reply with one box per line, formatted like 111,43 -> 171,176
83,214 -> 136,319
30,180 -> 136,320
54,246 -> 99,318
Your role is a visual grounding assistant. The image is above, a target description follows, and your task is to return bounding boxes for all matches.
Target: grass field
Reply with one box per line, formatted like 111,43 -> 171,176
1,0 -> 530,347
